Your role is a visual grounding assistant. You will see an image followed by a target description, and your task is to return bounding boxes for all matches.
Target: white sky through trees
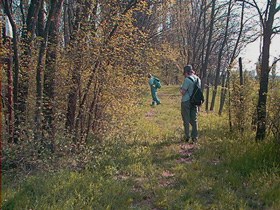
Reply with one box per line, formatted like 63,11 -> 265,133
240,0 -> 280,75
241,36 -> 280,75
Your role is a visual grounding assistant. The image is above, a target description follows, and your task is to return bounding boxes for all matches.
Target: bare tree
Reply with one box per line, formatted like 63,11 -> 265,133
42,0 -> 64,150
237,0 -> 280,140
201,0 -> 216,91
210,0 -> 233,111
65,0 -> 95,134
34,0 -> 64,143
0,8 -> 3,192
2,0 -> 20,143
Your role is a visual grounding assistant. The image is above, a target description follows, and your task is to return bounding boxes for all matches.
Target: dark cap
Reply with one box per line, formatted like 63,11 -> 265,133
183,65 -> 193,74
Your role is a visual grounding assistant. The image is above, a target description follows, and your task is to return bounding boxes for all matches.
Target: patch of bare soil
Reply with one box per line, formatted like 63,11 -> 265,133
177,143 -> 197,164
145,109 -> 156,118
159,170 -> 175,187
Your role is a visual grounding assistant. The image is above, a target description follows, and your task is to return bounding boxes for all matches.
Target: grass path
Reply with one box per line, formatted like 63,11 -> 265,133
2,86 -> 280,210
112,86 -> 280,209
121,85 -> 221,209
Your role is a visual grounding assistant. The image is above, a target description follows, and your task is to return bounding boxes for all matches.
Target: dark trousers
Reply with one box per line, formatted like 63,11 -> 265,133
181,100 -> 198,139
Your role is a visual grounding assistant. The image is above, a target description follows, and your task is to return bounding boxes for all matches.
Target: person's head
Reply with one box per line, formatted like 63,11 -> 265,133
148,73 -> 152,78
183,65 -> 194,76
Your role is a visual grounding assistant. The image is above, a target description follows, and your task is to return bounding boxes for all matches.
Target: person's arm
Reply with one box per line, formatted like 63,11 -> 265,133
180,87 -> 187,95
149,78 -> 154,86
180,78 -> 189,95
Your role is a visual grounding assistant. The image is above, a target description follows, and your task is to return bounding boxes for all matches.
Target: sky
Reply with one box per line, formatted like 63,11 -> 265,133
239,0 -> 280,75
241,35 -> 280,75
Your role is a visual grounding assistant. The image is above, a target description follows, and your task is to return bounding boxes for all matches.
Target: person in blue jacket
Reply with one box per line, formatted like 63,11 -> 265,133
148,73 -> 161,106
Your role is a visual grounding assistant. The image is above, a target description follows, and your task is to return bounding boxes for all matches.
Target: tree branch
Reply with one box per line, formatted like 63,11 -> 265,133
275,4 -> 280,13
272,25 -> 280,33
271,57 -> 280,68
235,0 -> 265,27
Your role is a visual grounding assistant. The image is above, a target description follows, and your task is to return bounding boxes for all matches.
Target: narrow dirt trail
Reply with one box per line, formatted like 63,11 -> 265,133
129,87 -> 203,209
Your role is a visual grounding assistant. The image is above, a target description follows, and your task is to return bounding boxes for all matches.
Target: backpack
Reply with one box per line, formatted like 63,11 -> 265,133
187,77 -> 204,106
153,77 -> 161,89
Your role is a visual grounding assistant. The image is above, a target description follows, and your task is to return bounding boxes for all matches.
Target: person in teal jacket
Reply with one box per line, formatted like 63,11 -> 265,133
180,65 -> 201,143
148,73 -> 161,106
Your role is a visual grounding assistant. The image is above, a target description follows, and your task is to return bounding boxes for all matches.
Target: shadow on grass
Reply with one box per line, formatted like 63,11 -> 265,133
226,141 -> 280,177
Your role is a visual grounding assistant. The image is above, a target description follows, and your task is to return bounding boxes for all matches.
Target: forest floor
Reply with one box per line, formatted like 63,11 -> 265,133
2,86 -> 280,210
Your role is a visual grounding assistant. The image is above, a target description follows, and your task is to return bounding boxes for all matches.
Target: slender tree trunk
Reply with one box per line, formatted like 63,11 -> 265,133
205,75 -> 210,112
63,0 -> 70,46
239,57 -> 244,87
37,1 -> 45,37
65,0 -> 91,133
219,0 -> 245,115
256,38 -> 270,140
0,15 -> 2,195
201,0 -> 215,91
227,70 -> 232,131
218,72 -> 226,115
11,0 -> 44,142
64,1 -> 79,133
199,0 -> 207,77
43,0 -> 63,151
66,68 -> 80,132
239,57 -> 244,133
191,1 -> 204,67
85,82 -> 99,142
177,0 -> 187,64
34,0 -> 62,142
6,38 -> 14,143
3,1 -> 20,143
19,0 -> 43,108
210,0 -> 232,111
74,60 -> 101,142
34,42 -> 45,142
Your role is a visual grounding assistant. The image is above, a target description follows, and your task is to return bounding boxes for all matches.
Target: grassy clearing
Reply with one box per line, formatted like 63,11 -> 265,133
2,85 -> 280,209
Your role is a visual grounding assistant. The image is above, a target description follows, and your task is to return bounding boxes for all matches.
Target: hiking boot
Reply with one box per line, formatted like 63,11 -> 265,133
181,137 -> 190,143
191,138 -> 198,144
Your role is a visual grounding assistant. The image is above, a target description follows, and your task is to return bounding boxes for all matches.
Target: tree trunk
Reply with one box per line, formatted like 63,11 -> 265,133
256,0 -> 277,141
227,70 -> 232,131
6,38 -> 14,143
9,0 -> 44,142
34,0 -> 63,142
34,42 -> 45,142
63,0 -> 71,46
3,1 -> 20,143
210,0 -> 232,111
239,57 -> 244,133
190,1 -> 204,67
37,1 -> 45,37
198,0 -> 207,77
43,0 -> 63,151
85,82 -> 99,142
239,57 -> 244,86
0,15 -> 2,195
201,0 -> 215,91
65,0 -> 88,133
65,68 -> 80,132
219,0 -> 245,115
218,72 -> 226,115
205,75 -> 210,112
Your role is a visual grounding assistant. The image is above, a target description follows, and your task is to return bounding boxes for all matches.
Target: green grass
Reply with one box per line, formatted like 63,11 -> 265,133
2,85 -> 280,209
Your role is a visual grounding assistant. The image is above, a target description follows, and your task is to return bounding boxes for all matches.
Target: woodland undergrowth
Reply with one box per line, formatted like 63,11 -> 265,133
2,85 -> 280,210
